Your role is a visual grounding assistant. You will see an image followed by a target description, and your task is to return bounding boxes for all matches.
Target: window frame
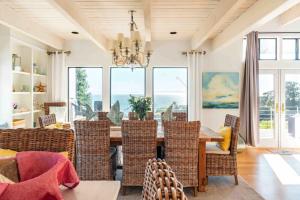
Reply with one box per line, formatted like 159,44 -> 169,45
259,38 -> 277,60
282,38 -> 298,60
67,67 -> 103,121
109,67 -> 147,110
152,66 -> 189,118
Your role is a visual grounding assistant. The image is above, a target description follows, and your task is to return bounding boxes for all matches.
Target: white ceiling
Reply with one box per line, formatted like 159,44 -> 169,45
0,0 -> 258,42
0,0 -> 86,39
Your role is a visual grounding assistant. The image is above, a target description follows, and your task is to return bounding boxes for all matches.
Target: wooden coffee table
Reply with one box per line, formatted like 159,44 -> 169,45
61,181 -> 120,200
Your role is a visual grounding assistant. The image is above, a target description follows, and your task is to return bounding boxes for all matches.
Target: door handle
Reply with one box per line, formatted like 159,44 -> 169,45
282,103 -> 285,112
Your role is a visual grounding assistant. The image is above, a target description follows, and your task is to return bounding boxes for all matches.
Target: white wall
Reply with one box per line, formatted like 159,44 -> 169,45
201,38 -> 244,130
0,25 -> 12,127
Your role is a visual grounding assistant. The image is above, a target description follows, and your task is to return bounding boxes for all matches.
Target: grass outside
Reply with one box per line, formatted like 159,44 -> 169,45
259,120 -> 273,129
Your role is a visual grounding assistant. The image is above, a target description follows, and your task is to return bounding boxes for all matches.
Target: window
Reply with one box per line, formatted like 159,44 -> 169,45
153,68 -> 188,121
259,38 -> 277,60
298,39 -> 300,59
282,39 -> 297,60
68,67 -> 102,121
110,68 -> 145,117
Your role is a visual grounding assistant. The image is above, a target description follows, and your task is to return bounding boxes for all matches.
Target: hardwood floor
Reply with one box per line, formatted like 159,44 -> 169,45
237,147 -> 300,200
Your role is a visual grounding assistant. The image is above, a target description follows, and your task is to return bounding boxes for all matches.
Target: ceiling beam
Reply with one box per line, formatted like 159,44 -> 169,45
0,3 -> 64,49
279,3 -> 300,26
143,0 -> 152,41
191,0 -> 248,49
48,0 -> 108,51
212,0 -> 300,51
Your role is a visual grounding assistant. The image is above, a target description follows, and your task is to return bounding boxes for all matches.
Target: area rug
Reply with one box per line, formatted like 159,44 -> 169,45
117,176 -> 265,200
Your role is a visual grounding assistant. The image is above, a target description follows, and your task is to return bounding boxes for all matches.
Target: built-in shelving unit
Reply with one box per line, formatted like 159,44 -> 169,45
11,39 -> 48,128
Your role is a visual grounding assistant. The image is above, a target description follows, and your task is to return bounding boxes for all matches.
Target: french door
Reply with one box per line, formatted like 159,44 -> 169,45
259,69 -> 300,148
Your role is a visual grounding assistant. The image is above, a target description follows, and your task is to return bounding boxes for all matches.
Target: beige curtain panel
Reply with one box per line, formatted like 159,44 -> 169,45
240,31 -> 259,146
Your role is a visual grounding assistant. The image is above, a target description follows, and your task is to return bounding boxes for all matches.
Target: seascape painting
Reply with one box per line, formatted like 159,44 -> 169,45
202,72 -> 239,109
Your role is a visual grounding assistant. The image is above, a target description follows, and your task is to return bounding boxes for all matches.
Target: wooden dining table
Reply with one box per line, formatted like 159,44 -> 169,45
109,126 -> 224,192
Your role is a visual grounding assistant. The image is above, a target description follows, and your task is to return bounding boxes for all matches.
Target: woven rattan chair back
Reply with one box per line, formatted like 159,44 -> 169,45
0,128 -> 75,162
164,121 -> 200,188
121,120 -> 157,189
44,102 -> 66,115
38,114 -> 56,128
161,112 -> 187,128
97,112 -> 115,126
224,114 -> 240,155
128,112 -> 154,120
74,120 -> 112,180
142,158 -> 188,200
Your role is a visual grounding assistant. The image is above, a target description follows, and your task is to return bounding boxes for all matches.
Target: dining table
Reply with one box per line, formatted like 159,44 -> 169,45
109,126 -> 224,192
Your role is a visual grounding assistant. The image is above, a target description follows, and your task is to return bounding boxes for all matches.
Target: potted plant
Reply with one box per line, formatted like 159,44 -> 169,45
128,95 -> 152,120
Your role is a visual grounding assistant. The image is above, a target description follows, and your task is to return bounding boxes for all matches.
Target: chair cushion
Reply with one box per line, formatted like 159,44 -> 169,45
0,149 -> 17,158
217,126 -> 232,151
206,143 -> 230,155
107,101 -> 123,126
162,104 -> 174,121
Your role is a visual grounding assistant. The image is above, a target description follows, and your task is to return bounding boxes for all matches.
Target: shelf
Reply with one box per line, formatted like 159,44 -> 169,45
33,74 -> 46,78
13,92 -> 30,95
33,110 -> 42,113
13,111 -> 31,117
33,92 -> 46,94
13,71 -> 31,76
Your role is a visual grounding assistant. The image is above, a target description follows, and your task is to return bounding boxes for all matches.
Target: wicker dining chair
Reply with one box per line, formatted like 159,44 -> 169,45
128,112 -> 154,120
38,114 -> 56,128
97,111 -> 116,126
0,128 -> 75,162
74,120 -> 117,180
161,112 -> 187,127
142,158 -> 188,200
121,120 -> 157,195
206,114 -> 241,185
164,121 -> 200,196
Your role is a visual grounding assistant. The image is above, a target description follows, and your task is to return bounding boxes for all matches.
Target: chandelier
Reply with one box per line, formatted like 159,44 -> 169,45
108,10 -> 152,68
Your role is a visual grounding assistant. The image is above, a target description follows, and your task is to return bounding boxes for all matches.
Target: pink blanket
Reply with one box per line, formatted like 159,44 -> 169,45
0,151 -> 79,200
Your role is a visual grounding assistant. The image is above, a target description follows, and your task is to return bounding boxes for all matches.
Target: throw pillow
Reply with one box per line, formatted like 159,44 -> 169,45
162,104 -> 174,121
217,126 -> 232,151
107,101 -> 124,126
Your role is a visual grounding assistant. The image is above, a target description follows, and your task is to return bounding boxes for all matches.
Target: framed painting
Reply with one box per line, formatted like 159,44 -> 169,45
202,72 -> 239,109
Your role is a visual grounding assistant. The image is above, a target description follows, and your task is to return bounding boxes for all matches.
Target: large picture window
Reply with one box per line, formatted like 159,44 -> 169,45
110,68 -> 145,117
68,67 -> 102,121
153,67 -> 188,120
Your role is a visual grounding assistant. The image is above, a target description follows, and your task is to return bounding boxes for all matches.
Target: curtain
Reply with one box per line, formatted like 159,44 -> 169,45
188,51 -> 204,121
48,52 -> 67,102
240,31 -> 259,146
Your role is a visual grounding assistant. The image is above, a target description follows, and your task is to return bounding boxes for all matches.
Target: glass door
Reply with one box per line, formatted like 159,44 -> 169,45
258,70 -> 279,147
280,70 -> 300,148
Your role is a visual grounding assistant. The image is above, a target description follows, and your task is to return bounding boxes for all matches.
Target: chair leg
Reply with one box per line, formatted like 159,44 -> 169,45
234,175 -> 238,185
205,176 -> 208,185
193,187 -> 197,197
122,186 -> 127,195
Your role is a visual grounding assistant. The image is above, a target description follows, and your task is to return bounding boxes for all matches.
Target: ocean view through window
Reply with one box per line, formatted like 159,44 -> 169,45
110,67 -> 145,117
68,67 -> 102,121
153,67 -> 188,121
